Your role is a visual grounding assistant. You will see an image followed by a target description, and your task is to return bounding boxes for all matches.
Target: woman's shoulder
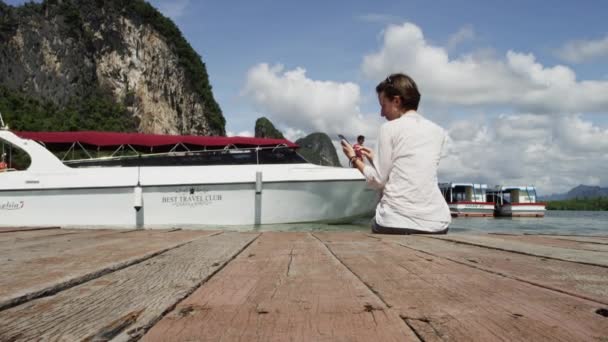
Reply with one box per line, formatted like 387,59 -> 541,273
412,114 -> 447,133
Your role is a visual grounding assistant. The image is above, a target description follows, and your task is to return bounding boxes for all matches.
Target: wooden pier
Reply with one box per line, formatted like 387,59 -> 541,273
0,228 -> 606,341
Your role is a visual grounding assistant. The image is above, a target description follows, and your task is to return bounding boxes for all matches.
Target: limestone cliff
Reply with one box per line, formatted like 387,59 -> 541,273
295,132 -> 341,167
0,0 -> 224,135
254,117 -> 284,139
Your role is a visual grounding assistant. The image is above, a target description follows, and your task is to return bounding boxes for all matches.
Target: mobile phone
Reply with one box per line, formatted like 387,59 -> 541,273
338,134 -> 350,145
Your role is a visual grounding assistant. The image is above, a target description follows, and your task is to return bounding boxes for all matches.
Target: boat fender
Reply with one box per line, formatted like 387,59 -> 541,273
134,185 -> 143,211
256,171 -> 263,194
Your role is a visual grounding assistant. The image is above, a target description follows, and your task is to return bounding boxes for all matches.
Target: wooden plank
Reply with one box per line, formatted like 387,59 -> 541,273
143,232 -> 418,342
524,233 -> 608,242
485,234 -> 608,253
380,235 -> 608,305
0,229 -> 214,310
0,228 -> 87,244
0,232 -> 258,342
433,234 -> 608,267
314,232 -> 608,341
0,228 -> 119,249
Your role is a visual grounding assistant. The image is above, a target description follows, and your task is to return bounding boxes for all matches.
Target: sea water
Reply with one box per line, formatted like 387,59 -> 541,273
221,211 -> 608,236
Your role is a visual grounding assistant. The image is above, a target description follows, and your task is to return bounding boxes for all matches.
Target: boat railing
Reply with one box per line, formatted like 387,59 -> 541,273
61,144 -> 295,165
272,143 -> 290,152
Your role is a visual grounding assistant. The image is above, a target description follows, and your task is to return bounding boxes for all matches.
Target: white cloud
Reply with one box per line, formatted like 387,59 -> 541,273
361,22 -> 608,114
556,35 -> 608,63
447,25 -> 475,50
148,0 -> 191,20
243,63 -> 382,142
226,130 -> 253,137
283,127 -> 307,142
440,113 -> 608,194
240,22 -> 607,193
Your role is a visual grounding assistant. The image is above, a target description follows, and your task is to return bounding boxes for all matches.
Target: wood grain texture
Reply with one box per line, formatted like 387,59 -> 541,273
143,232 -> 418,342
0,232 -> 258,342
486,234 -> 608,253
433,234 -> 608,267
0,228 -> 86,243
314,232 -> 608,341
0,229 -> 214,310
381,235 -> 608,305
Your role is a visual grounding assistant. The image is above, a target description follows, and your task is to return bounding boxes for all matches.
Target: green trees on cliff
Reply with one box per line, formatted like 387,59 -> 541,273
0,86 -> 136,132
255,117 -> 285,139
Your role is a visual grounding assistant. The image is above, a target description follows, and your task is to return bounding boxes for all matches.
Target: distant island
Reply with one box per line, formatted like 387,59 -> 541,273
542,185 -> 608,211
546,197 -> 608,211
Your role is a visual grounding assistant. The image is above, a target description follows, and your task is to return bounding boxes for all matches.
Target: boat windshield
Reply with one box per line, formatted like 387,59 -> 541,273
63,147 -> 308,168
0,137 -> 31,172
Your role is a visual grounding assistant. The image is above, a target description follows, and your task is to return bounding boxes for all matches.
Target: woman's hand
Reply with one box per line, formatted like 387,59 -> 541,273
341,140 -> 356,159
360,146 -> 374,162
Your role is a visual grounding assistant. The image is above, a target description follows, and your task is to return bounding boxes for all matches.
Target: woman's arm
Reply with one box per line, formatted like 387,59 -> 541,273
341,125 -> 393,189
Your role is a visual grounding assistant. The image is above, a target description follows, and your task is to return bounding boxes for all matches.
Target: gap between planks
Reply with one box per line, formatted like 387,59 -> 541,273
0,226 -> 60,234
0,232 -> 259,342
120,232 -> 261,341
311,232 -> 421,340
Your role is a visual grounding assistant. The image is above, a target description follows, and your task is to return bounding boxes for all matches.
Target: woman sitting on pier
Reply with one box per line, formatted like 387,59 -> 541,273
342,73 -> 451,234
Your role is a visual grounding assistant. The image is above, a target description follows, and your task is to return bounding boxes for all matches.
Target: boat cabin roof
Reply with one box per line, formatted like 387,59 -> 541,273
439,182 -> 488,189
13,131 -> 298,151
487,185 -> 537,193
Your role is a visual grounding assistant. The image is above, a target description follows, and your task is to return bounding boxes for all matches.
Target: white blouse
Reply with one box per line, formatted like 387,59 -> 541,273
363,111 -> 451,232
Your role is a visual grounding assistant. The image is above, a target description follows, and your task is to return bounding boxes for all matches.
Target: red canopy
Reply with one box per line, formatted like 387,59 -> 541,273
13,131 -> 298,149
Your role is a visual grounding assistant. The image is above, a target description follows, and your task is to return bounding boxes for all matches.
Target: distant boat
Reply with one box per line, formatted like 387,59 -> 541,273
487,185 -> 546,217
0,128 -> 377,228
439,182 -> 495,217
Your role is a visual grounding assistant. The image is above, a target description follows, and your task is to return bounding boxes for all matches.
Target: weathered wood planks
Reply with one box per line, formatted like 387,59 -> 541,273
0,228 -> 84,243
486,234 -> 608,253
1,230 -> 607,341
314,232 -> 608,341
382,235 -> 608,305
0,232 -> 258,342
433,234 -> 608,267
142,232 -> 418,342
0,229 -> 215,310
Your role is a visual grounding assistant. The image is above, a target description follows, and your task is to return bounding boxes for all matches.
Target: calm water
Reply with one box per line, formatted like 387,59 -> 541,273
220,211 -> 608,236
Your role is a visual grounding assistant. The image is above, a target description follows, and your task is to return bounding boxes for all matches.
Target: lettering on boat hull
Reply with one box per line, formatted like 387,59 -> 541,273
0,201 -> 24,210
161,187 -> 223,207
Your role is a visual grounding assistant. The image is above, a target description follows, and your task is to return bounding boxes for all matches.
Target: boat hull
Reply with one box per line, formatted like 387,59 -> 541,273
495,203 -> 546,217
448,202 -> 495,217
0,129 -> 377,228
0,180 -> 377,228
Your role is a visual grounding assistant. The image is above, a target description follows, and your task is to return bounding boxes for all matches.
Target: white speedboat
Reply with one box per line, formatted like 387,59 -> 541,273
487,185 -> 546,217
0,125 -> 377,228
439,182 -> 495,217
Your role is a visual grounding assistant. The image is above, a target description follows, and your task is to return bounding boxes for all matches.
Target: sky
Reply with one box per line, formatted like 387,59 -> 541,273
5,0 -> 608,194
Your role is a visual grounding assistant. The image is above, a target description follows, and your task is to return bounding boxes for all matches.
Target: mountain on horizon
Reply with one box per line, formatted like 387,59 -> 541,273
539,185 -> 608,201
